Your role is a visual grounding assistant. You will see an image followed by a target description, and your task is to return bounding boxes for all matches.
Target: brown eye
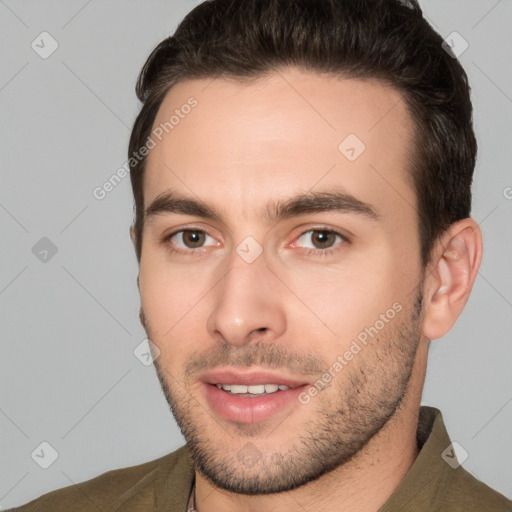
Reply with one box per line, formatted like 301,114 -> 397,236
168,229 -> 214,251
181,230 -> 206,248
296,229 -> 345,251
311,230 -> 337,249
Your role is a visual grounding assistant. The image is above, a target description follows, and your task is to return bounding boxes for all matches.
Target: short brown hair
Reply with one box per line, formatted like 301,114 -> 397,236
129,0 -> 477,266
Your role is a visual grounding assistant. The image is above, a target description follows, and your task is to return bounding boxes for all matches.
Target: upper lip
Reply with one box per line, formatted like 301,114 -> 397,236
200,368 -> 310,388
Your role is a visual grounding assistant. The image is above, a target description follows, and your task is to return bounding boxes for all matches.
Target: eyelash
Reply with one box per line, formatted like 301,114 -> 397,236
162,227 -> 349,258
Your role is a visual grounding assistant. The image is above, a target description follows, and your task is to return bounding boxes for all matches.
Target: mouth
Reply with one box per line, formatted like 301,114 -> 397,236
199,368 -> 310,424
213,382 -> 298,396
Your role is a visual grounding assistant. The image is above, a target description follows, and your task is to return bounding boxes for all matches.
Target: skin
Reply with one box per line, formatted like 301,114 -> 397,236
132,68 -> 483,512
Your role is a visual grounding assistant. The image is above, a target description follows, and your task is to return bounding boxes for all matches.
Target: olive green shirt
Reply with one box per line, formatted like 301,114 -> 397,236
7,407 -> 512,511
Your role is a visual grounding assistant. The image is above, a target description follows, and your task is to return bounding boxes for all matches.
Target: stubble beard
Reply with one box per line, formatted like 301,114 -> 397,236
146,289 -> 423,495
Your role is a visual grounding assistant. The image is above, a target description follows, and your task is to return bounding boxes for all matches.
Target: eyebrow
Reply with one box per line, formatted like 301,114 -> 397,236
144,188 -> 380,227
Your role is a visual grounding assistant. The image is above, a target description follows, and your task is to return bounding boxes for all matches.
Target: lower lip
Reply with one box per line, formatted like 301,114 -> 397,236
202,383 -> 308,424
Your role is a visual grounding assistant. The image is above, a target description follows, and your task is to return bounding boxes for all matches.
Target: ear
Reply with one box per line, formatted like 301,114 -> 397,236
422,218 -> 483,340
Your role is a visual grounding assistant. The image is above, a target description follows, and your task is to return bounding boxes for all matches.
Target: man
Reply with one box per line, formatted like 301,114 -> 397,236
8,0 -> 512,510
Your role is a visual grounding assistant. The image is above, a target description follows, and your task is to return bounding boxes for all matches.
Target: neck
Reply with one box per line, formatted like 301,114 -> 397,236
195,340 -> 428,512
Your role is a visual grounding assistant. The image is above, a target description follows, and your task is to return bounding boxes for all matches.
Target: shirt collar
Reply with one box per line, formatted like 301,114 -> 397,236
378,406 -> 457,510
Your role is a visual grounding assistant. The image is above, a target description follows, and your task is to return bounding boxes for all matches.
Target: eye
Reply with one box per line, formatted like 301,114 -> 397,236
163,227 -> 349,257
166,229 -> 217,253
293,229 -> 348,255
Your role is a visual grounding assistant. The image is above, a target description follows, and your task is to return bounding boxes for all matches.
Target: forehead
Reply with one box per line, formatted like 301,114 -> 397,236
144,68 -> 416,225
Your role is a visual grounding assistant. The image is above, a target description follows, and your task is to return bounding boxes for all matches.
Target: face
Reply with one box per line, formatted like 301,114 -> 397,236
137,68 -> 425,494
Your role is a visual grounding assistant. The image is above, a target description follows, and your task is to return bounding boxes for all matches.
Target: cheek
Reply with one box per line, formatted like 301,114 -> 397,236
138,268 -> 200,374
283,253 -> 406,344
139,252 -> 194,334
138,248 -> 219,350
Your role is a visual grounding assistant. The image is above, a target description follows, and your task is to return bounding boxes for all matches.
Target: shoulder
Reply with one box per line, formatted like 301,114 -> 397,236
5,445 -> 193,512
425,407 -> 512,511
443,465 -> 512,511
381,407 -> 512,511
423,407 -> 512,511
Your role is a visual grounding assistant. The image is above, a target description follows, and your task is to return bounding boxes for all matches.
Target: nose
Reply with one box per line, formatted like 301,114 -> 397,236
206,249 -> 287,347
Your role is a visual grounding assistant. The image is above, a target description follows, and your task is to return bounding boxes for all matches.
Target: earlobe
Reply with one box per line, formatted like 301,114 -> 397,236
422,219 -> 483,340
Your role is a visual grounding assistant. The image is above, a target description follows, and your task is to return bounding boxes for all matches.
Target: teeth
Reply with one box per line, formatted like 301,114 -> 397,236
215,383 -> 290,394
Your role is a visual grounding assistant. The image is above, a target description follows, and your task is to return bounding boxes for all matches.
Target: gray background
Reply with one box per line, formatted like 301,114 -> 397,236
1,0 -> 511,508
